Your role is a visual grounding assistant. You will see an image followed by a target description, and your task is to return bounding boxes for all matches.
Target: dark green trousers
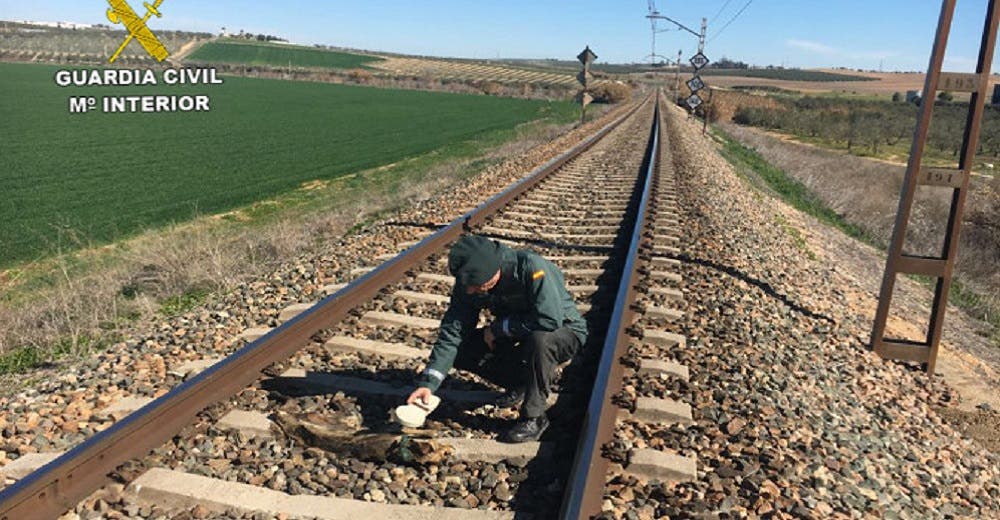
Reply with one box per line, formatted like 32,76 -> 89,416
453,326 -> 580,418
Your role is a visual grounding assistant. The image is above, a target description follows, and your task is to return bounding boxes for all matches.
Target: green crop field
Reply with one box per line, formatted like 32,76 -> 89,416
187,40 -> 382,69
0,63 -> 572,267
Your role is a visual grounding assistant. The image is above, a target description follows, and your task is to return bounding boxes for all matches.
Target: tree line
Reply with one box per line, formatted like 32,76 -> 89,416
733,96 -> 1000,160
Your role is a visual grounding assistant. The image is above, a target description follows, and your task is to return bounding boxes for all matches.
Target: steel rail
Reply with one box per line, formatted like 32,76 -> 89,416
560,93 -> 661,519
0,98 -> 650,520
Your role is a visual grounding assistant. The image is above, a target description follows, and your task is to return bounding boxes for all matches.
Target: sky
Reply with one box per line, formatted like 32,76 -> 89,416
1,1 -> 997,72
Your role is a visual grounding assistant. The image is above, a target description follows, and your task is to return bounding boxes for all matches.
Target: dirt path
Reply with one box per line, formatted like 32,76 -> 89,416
170,37 -> 209,64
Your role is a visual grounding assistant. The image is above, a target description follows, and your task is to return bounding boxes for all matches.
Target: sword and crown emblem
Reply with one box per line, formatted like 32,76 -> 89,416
106,0 -> 169,63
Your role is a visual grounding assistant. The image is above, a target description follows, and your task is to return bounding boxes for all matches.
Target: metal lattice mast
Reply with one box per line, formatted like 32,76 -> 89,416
645,1 -> 673,65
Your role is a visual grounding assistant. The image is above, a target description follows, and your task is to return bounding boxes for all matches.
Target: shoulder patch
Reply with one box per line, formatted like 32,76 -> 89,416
532,270 -> 545,280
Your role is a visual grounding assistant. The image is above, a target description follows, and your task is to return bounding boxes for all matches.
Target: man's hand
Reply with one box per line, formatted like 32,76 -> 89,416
407,387 -> 433,406
483,326 -> 496,350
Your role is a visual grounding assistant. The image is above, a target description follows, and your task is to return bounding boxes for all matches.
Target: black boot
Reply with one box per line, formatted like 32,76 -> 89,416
502,415 -> 549,443
494,387 -> 525,408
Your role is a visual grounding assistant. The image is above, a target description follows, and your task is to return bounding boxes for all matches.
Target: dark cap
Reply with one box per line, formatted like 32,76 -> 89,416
448,235 -> 501,287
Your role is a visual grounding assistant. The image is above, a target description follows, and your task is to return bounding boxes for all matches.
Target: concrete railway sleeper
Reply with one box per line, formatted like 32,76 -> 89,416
0,93 -> 693,520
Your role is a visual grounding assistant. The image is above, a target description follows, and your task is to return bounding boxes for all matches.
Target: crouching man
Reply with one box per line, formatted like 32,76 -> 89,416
406,235 -> 588,442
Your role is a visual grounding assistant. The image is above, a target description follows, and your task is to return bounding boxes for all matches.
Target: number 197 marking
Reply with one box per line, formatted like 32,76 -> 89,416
939,72 -> 980,93
918,167 -> 964,188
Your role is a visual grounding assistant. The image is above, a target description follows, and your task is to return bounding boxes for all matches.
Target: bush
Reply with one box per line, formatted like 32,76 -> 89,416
478,81 -> 503,96
733,106 -> 786,128
590,82 -> 632,104
732,106 -> 754,125
347,68 -> 374,84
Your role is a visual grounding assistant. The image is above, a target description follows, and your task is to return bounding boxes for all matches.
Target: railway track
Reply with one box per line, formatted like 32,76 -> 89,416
0,92 -> 697,519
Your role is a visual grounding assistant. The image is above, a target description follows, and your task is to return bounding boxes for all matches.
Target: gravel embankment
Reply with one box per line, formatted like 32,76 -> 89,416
718,123 -> 999,375
598,105 -> 999,519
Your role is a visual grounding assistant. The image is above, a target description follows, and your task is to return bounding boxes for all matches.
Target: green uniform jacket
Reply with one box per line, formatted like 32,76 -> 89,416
418,242 -> 588,392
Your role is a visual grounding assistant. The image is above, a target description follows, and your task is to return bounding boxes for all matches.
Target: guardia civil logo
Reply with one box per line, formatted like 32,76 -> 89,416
55,0 -> 222,114
106,0 -> 169,63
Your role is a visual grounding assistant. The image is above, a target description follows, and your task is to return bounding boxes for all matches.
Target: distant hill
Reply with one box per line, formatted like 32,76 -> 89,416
0,20 -> 209,63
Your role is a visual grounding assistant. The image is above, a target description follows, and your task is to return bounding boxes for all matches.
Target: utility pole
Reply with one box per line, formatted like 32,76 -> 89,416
645,1 -> 672,66
649,13 -> 657,67
698,17 -> 707,54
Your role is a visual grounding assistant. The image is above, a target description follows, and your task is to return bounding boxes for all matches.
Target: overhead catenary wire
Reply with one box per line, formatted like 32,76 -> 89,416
709,0 -> 735,26
710,0 -> 753,43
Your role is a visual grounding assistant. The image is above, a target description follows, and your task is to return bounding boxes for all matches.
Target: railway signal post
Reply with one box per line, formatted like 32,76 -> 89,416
674,49 -> 682,103
576,46 -> 597,123
870,0 -> 1000,374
